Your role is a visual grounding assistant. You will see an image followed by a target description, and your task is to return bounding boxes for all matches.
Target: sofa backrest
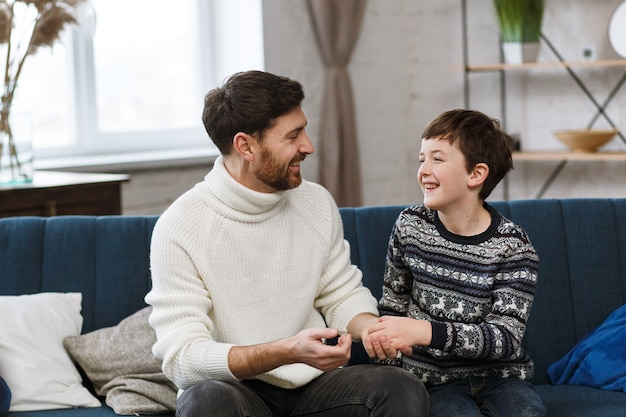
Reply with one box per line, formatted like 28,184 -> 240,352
0,215 -> 159,333
1,199 -> 626,385
340,199 -> 626,384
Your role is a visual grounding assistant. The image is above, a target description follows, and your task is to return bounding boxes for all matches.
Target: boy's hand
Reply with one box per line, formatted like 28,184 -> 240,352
364,331 -> 409,360
364,316 -> 431,359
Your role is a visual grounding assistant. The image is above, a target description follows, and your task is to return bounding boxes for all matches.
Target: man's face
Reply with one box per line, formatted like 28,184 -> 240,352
253,107 -> 314,192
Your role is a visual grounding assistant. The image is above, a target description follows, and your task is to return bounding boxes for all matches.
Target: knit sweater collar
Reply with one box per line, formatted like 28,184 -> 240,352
199,156 -> 288,220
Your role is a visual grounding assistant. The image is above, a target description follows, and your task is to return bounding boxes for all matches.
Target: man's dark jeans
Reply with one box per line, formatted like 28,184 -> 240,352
177,364 -> 428,416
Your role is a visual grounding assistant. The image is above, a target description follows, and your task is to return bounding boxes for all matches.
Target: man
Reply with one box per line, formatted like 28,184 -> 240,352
145,70 -> 428,416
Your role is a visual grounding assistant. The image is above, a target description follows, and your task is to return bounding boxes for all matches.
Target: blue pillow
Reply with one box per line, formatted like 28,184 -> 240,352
0,376 -> 10,416
548,303 -> 626,392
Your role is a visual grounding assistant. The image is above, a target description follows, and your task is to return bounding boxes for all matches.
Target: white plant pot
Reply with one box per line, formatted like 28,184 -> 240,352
502,42 -> 540,64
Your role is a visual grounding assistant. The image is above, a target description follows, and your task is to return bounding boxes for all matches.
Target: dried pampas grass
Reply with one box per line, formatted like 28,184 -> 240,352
29,3 -> 78,54
1,0 -> 84,98
0,0 -> 84,181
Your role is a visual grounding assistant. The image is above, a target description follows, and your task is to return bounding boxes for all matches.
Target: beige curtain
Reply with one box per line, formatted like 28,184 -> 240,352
306,0 -> 367,207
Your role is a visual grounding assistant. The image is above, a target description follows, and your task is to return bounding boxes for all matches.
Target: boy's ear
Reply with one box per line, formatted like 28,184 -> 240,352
468,162 -> 489,188
232,132 -> 256,162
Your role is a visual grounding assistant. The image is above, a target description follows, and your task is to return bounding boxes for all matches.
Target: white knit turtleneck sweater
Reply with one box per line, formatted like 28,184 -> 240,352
145,156 -> 378,390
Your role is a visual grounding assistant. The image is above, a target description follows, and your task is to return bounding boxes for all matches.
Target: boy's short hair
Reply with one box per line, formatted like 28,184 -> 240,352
421,109 -> 514,200
202,70 -> 305,155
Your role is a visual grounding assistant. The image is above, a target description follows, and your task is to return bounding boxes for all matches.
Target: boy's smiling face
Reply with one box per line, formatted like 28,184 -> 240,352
417,137 -> 475,211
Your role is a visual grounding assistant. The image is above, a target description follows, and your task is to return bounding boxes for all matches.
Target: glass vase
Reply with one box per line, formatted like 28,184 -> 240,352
0,103 -> 33,184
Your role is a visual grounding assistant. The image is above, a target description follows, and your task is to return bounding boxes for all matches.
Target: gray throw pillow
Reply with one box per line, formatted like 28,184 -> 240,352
63,306 -> 177,415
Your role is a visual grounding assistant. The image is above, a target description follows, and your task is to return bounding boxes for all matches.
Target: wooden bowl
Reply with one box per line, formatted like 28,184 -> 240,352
553,129 -> 617,153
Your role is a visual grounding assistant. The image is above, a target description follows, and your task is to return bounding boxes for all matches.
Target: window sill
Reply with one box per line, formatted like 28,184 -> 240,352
34,147 -> 220,173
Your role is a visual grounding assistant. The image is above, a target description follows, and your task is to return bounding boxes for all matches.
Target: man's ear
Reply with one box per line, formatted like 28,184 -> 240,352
232,132 -> 256,162
468,162 -> 489,188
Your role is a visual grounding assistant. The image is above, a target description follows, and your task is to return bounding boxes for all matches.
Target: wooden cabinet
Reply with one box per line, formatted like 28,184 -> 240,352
0,171 -> 129,217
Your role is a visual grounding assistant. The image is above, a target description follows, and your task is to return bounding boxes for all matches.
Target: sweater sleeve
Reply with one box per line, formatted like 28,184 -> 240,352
145,207 -> 238,390
378,218 -> 414,317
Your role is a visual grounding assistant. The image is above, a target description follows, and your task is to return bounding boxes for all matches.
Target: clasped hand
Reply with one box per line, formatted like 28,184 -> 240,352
362,316 -> 431,360
288,328 -> 352,371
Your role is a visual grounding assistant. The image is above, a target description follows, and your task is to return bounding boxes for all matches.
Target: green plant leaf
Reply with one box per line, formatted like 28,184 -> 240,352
493,0 -> 545,42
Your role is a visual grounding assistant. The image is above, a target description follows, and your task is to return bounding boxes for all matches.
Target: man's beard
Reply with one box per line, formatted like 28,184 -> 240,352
256,145 -> 303,191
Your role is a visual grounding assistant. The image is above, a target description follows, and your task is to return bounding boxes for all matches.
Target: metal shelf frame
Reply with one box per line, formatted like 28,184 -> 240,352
460,0 -> 626,199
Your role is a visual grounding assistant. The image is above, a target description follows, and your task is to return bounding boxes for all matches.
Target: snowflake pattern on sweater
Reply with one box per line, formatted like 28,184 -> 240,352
378,204 -> 539,385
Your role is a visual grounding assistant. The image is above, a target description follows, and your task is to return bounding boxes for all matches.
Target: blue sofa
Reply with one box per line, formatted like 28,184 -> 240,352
1,198 -> 626,416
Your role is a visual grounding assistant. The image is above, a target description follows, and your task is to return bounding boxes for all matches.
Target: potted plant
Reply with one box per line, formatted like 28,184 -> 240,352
492,0 -> 545,64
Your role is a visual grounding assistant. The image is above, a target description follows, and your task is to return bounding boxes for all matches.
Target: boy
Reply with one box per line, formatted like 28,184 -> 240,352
364,109 -> 546,417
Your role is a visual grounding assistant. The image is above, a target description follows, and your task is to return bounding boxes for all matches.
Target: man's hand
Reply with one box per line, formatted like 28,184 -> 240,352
228,328 -> 351,379
289,328 -> 352,371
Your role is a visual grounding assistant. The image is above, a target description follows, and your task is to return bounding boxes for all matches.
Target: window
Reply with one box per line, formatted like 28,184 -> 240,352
20,0 -> 264,165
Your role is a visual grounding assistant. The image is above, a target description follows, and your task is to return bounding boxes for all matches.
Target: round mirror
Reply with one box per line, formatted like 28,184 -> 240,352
609,1 -> 626,58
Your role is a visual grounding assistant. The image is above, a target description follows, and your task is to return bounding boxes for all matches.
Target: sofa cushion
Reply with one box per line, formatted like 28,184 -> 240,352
0,377 -> 10,417
547,303 -> 626,391
63,307 -> 177,415
0,292 -> 101,411
536,384 -> 626,417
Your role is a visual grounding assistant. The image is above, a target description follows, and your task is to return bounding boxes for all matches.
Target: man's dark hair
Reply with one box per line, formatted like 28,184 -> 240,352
421,109 -> 514,200
202,70 -> 305,155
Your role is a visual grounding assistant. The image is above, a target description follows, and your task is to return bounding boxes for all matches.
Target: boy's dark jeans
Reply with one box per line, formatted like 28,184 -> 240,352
428,376 -> 546,417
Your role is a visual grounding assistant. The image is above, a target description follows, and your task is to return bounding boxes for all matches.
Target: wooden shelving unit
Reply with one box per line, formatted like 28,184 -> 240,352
510,152 -> 626,199
513,151 -> 626,161
466,59 -> 626,73
460,0 -> 626,199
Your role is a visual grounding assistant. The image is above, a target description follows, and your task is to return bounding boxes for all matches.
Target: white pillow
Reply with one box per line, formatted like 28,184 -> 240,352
0,292 -> 101,411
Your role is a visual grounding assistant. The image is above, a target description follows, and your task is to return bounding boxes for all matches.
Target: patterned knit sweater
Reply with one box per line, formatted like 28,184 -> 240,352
145,156 -> 378,390
379,204 -> 539,385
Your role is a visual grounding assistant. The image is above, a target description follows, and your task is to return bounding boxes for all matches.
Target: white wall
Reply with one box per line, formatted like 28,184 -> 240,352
262,0 -> 626,206
121,165 -> 209,215
120,0 -> 626,215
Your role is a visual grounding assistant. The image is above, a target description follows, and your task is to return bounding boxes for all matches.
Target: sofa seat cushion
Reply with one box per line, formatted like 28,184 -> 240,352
536,384 -> 626,417
0,377 -> 9,417
5,408 -> 172,417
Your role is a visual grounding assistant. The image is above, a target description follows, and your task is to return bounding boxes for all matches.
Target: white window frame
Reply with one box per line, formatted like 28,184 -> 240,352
36,0 -> 264,170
